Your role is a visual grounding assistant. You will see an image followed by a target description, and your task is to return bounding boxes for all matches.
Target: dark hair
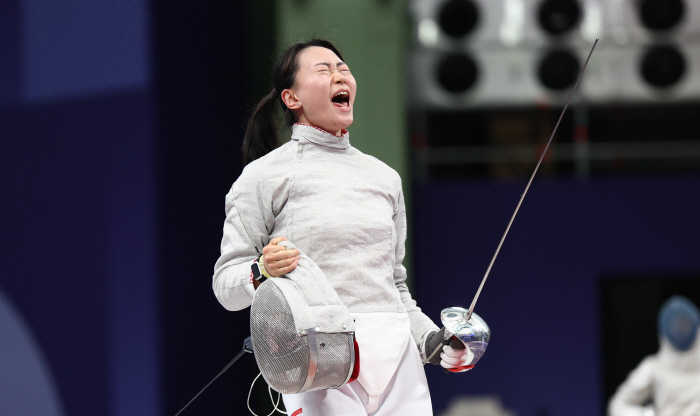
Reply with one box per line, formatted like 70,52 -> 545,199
241,39 -> 344,166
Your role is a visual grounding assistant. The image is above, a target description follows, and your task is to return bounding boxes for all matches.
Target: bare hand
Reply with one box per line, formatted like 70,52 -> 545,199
262,236 -> 300,277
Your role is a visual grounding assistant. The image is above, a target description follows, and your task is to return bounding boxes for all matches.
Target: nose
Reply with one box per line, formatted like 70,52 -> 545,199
333,70 -> 347,84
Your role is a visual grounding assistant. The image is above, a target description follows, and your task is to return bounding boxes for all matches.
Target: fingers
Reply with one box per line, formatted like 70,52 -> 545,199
440,345 -> 473,369
262,239 -> 299,260
442,346 -> 465,358
264,237 -> 290,256
263,249 -> 300,265
440,352 -> 464,368
267,254 -> 299,271
441,357 -> 469,369
262,236 -> 300,277
269,236 -> 288,245
269,257 -> 299,276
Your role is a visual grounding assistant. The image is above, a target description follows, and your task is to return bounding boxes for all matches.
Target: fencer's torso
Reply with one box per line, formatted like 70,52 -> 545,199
608,338 -> 700,416
270,126 -> 405,314
213,123 -> 438,346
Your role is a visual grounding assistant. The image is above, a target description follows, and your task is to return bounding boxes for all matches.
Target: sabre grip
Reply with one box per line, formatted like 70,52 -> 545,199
424,328 -> 465,366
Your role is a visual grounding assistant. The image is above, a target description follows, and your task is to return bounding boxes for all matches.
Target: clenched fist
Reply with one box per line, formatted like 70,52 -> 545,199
262,236 -> 300,277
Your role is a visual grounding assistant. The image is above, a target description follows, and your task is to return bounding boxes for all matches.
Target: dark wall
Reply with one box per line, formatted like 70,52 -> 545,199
2,92 -> 155,415
152,1 -> 272,414
413,174 -> 700,415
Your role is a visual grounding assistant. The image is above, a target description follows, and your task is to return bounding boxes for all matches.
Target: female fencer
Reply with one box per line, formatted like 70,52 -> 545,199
608,295 -> 700,415
213,38 -> 471,416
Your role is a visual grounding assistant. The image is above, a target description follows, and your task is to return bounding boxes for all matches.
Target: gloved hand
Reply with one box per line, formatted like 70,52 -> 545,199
424,328 -> 474,373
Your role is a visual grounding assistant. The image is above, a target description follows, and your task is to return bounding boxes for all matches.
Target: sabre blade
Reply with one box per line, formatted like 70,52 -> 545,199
466,39 -> 599,320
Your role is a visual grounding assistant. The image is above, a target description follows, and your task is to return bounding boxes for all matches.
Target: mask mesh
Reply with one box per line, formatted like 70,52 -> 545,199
251,282 -> 310,394
251,281 -> 354,394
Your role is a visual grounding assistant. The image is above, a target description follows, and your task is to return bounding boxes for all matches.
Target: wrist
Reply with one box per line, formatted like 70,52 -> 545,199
251,255 -> 268,283
258,255 -> 273,278
420,330 -> 437,361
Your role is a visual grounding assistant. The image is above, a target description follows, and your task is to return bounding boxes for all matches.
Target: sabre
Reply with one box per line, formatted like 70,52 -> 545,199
466,38 -> 598,320
424,39 -> 599,367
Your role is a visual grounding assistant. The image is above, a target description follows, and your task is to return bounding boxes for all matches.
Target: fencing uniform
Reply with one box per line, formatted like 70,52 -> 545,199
213,123 -> 439,415
608,336 -> 700,416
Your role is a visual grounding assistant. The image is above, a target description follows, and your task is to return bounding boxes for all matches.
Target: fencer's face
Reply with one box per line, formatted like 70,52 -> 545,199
285,46 -> 356,136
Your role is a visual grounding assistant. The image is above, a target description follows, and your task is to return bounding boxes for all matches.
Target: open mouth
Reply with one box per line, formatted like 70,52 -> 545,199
331,91 -> 350,108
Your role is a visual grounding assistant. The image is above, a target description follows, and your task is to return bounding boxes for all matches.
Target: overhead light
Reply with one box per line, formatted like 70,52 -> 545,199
538,49 -> 580,90
538,0 -> 581,36
437,53 -> 479,93
641,45 -> 686,87
438,0 -> 480,38
639,0 -> 684,31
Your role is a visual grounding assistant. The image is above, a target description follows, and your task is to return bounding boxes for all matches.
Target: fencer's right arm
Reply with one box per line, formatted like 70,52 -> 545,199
213,167 -> 276,311
607,356 -> 655,416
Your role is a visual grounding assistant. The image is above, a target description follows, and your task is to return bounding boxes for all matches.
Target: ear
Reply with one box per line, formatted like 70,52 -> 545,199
281,89 -> 301,109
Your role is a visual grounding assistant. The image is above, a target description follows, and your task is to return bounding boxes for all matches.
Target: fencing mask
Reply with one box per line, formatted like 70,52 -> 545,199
250,240 -> 359,394
658,295 -> 700,352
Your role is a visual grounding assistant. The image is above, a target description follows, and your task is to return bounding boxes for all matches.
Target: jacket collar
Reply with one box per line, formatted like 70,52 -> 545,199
291,123 -> 350,149
658,335 -> 700,371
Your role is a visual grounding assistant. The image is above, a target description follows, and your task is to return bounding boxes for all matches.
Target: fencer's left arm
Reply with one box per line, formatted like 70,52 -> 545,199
393,184 -> 440,347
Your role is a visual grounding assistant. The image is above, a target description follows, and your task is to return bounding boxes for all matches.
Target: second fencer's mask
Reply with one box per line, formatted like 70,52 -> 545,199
658,295 -> 700,351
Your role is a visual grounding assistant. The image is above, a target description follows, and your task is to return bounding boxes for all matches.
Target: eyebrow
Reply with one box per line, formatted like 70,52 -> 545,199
314,61 -> 348,68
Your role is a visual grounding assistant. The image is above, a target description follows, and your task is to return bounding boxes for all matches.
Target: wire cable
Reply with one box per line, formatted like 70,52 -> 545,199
174,337 -> 253,416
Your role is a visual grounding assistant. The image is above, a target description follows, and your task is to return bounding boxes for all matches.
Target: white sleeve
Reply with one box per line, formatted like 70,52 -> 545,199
393,184 -> 440,347
212,167 -> 276,311
608,356 -> 655,416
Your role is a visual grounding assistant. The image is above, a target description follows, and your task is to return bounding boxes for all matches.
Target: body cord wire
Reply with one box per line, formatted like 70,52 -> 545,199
231,194 -> 263,256
174,341 -> 252,416
247,372 -> 287,416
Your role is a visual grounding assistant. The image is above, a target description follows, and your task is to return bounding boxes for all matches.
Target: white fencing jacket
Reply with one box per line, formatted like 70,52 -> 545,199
608,336 -> 700,416
213,124 -> 440,404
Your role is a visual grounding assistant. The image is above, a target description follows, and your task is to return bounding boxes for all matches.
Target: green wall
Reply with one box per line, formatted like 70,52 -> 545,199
276,0 -> 414,280
276,0 -> 409,176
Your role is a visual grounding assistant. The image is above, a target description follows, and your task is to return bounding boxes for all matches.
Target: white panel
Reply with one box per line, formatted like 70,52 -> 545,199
410,46 -> 547,109
609,0 -> 700,46
582,42 -> 700,104
410,0 -> 700,107
411,0 -> 700,48
410,0 -> 598,49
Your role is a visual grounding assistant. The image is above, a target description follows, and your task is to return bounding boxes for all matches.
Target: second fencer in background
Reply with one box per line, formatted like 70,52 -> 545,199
608,295 -> 700,416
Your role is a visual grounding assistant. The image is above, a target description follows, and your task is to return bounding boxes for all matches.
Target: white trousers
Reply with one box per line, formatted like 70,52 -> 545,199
282,337 -> 433,416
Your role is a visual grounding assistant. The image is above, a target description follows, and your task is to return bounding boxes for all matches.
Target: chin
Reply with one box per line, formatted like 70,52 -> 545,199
340,115 -> 354,129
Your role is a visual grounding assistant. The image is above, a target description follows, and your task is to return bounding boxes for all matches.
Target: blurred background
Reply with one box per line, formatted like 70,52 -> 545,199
2,0 -> 700,415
